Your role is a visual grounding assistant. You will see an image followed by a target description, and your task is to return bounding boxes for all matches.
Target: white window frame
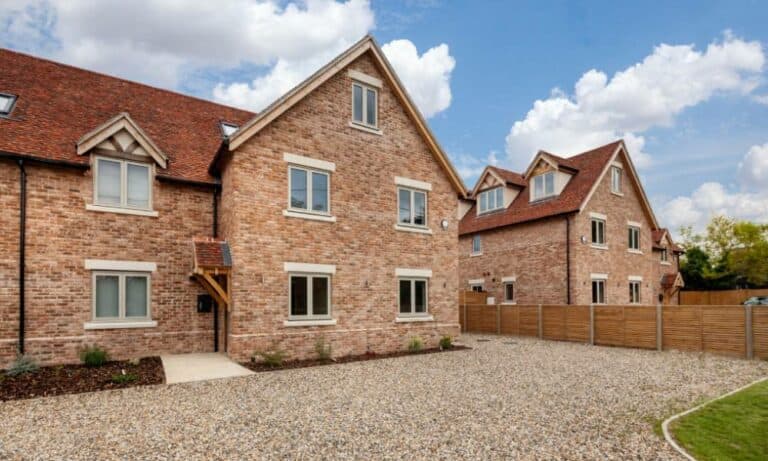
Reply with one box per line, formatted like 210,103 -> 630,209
591,218 -> 607,247
398,277 -> 429,317
93,155 -> 153,211
351,82 -> 378,129
397,186 -> 428,228
629,280 -> 641,304
0,92 -> 17,116
471,235 -> 482,255
478,187 -> 504,214
287,165 -> 331,216
91,271 -> 152,322
532,172 -> 555,201
611,166 -> 622,194
628,226 -> 640,251
288,273 -> 332,321
503,281 -> 516,303
661,248 -> 670,264
591,277 -> 607,305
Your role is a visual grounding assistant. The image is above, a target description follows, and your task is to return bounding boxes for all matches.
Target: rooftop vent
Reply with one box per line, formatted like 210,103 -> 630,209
220,122 -> 238,138
0,93 -> 17,116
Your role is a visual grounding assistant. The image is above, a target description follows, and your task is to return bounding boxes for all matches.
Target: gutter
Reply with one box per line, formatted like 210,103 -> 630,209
1,150 -> 89,170
17,159 -> 27,354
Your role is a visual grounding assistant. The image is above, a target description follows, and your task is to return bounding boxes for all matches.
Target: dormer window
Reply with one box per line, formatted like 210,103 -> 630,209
352,82 -> 377,128
220,122 -> 238,138
94,157 -> 152,211
0,93 -> 17,116
478,187 -> 504,214
532,172 -> 555,200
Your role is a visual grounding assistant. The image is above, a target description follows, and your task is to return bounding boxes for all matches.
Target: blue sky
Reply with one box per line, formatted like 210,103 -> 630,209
2,0 -> 767,233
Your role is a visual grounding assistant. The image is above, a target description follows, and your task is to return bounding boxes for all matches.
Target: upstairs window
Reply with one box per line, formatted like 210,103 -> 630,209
471,235 -> 482,255
95,157 -> 152,210
661,248 -> 669,263
628,226 -> 640,251
398,187 -> 427,228
289,166 -> 330,215
611,166 -> 622,194
591,218 -> 606,246
352,82 -> 377,128
0,93 -> 17,116
504,281 -> 515,303
532,172 -> 555,200
478,187 -> 504,214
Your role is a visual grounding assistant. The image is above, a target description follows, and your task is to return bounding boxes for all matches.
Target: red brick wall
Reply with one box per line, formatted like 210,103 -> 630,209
220,51 -> 460,361
0,159 -> 216,367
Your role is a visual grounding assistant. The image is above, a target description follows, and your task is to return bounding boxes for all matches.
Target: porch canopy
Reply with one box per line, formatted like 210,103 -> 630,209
192,237 -> 232,308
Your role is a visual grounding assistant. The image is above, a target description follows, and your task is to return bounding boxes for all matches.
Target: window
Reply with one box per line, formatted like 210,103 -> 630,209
95,157 -> 152,210
93,272 -> 150,321
591,279 -> 606,304
398,187 -> 427,227
628,226 -> 640,251
352,82 -> 377,128
661,248 -> 669,263
611,167 -> 622,194
399,278 -> 428,316
591,218 -> 606,245
629,281 -> 641,304
532,172 -> 555,200
0,93 -> 17,116
289,274 -> 331,320
470,284 -> 484,293
472,235 -> 482,255
504,282 -> 515,303
289,166 -> 330,214
478,187 -> 504,213
220,122 -> 238,137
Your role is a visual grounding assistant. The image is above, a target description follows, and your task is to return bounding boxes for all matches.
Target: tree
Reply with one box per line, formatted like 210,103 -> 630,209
727,222 -> 768,287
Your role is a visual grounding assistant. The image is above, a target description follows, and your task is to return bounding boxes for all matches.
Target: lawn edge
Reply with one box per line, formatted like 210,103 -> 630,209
661,376 -> 768,461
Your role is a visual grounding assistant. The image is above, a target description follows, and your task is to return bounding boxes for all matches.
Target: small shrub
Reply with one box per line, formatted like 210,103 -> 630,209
79,345 -> 109,367
314,337 -> 332,361
111,370 -> 138,384
407,336 -> 424,353
6,353 -> 39,377
439,335 -> 453,350
255,350 -> 287,368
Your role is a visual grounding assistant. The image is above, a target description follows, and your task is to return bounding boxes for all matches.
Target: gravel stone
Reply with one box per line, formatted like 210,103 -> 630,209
1,335 -> 766,460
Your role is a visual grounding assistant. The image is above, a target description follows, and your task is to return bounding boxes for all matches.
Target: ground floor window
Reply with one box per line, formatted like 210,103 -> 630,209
289,274 -> 331,319
503,282 -> 515,303
591,279 -> 606,304
629,281 -> 641,304
399,278 -> 428,316
93,272 -> 151,321
469,283 -> 484,292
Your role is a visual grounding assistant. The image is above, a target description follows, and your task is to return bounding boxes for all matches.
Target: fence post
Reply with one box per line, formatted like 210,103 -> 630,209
589,304 -> 595,345
497,304 -> 501,335
745,305 -> 753,360
656,303 -> 663,352
463,303 -> 467,333
537,304 -> 543,339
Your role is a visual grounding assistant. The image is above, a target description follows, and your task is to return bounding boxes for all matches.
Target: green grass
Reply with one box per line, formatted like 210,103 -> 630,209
671,379 -> 768,461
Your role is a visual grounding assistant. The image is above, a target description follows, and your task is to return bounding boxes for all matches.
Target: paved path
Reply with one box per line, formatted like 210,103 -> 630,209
1,335 -> 766,459
160,353 -> 253,384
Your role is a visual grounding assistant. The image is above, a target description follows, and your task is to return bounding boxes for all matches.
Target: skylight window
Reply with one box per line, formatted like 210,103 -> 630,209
220,122 -> 238,137
0,93 -> 17,116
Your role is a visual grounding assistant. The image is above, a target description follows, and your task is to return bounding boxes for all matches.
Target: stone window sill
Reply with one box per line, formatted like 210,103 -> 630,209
86,204 -> 159,217
501,302 -> 517,305
394,224 -> 433,235
348,121 -> 383,136
395,315 -> 434,323
590,244 -> 609,250
661,261 -> 672,266
627,249 -> 643,254
283,319 -> 337,327
470,252 -> 483,257
282,209 -> 336,223
84,320 -> 158,330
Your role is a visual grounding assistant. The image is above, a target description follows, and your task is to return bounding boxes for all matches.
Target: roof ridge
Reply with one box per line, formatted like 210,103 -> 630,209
0,47 -> 255,116
489,165 -> 523,176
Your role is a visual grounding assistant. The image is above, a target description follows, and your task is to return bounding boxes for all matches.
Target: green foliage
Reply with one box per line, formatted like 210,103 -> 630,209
79,345 -> 109,367
111,372 -> 138,384
314,337 -> 332,361
407,336 -> 424,353
439,335 -> 453,350
255,350 -> 287,368
671,380 -> 768,460
6,353 -> 39,377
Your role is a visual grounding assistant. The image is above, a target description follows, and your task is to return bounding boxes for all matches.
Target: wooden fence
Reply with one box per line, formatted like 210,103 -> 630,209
459,303 -> 768,360
680,288 -> 768,305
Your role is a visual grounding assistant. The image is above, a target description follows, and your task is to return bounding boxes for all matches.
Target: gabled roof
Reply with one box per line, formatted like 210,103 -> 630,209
77,113 -> 168,168
652,228 -> 683,253
226,35 -> 466,197
522,150 -> 580,178
488,166 -> 526,188
193,237 -> 232,269
460,140 -> 623,234
0,48 -> 253,184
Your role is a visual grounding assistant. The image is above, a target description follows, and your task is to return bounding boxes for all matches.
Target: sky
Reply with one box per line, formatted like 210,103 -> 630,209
2,0 -> 767,236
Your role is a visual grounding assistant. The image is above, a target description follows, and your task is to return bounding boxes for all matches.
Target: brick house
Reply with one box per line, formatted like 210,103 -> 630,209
458,141 -> 683,306
0,36 -> 466,367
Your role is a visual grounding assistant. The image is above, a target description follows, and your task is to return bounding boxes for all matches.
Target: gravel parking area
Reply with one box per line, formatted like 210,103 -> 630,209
1,335 -> 766,460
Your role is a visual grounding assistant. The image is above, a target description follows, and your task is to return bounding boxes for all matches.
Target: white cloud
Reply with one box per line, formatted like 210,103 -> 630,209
1,1 -> 456,117
505,33 -> 765,170
658,143 -> 768,234
452,150 -> 499,185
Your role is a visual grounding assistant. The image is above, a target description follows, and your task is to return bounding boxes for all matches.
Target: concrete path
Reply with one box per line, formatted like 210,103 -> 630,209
160,353 -> 254,384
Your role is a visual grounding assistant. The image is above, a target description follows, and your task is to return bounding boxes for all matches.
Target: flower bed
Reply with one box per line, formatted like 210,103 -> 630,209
0,357 -> 164,401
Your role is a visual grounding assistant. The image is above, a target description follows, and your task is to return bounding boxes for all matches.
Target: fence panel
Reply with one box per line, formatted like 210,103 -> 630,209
566,306 -> 590,343
680,289 -> 768,305
594,306 -> 625,347
662,306 -> 702,352
542,305 -> 567,341
624,306 -> 657,349
752,307 -> 768,360
519,306 -> 539,337
499,305 -> 520,335
466,304 -> 496,333
701,306 -> 745,357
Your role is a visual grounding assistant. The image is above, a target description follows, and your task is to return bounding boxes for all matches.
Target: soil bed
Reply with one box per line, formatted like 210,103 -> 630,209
243,345 -> 470,372
0,357 -> 164,401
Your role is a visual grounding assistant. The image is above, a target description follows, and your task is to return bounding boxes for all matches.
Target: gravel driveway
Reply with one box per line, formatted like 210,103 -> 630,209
2,335 -> 766,460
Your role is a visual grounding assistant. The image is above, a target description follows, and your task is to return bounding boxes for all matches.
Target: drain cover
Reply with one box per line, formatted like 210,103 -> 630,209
476,338 -> 492,342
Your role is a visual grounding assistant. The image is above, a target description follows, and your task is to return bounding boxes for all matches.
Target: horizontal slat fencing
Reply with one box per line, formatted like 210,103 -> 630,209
459,303 -> 768,360
680,288 -> 768,305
